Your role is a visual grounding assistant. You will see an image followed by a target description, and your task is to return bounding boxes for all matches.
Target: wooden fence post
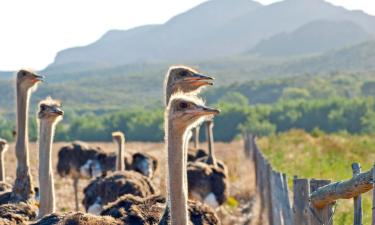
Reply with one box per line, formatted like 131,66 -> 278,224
352,163 -> 362,225
372,163 -> 375,225
310,179 -> 333,225
282,173 -> 294,225
293,177 -> 311,225
270,171 -> 293,225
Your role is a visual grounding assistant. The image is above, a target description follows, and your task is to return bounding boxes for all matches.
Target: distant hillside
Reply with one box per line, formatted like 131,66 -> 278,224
2,40 -> 375,114
47,0 -> 263,72
252,41 -> 375,76
249,20 -> 372,56
46,0 -> 375,73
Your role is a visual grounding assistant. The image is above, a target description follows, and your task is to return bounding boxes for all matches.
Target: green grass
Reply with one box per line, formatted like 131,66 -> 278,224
258,130 -> 375,225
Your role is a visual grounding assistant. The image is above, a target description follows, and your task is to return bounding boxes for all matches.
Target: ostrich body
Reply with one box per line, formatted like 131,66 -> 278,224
0,139 -> 11,192
37,97 -> 64,218
82,170 -> 156,214
188,120 -> 229,208
0,69 -> 42,208
56,141 -> 115,211
34,95 -> 220,225
82,131 -> 156,214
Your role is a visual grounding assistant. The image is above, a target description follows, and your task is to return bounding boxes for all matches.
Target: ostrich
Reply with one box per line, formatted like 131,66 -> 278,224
56,141 -> 113,211
37,97 -> 64,218
112,131 -> 130,171
164,65 -> 213,190
197,119 -> 228,173
112,131 -> 157,178
0,96 -> 63,224
0,69 -> 43,206
81,131 -> 156,215
82,170 -> 157,215
187,119 -> 229,208
0,138 -> 11,192
34,95 -> 220,225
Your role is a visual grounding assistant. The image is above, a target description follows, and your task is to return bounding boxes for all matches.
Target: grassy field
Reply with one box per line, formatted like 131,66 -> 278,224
258,130 -> 375,225
1,130 -> 373,224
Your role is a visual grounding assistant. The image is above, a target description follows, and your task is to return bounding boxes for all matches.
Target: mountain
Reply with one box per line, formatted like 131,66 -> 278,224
45,0 -> 375,73
47,0 -> 263,72
249,20 -> 372,56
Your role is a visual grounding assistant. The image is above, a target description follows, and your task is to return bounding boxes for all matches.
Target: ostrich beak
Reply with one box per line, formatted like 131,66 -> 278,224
184,73 -> 214,86
191,105 -> 220,116
53,107 -> 64,116
32,74 -> 44,83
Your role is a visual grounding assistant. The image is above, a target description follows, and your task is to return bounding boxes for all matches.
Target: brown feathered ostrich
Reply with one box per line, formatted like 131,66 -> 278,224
187,119 -> 229,208
37,97 -> 64,218
81,131 -> 156,215
112,131 -> 157,178
56,141 -> 114,211
0,70 -> 43,209
0,138 -> 11,192
164,65 -> 213,190
82,170 -> 157,215
0,96 -> 64,224
33,95 -> 220,225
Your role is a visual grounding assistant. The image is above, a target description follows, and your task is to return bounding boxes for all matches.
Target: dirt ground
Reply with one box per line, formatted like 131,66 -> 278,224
2,141 -> 257,224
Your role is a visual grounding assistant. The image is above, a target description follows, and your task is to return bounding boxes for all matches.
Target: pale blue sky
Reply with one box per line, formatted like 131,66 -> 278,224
0,0 -> 374,70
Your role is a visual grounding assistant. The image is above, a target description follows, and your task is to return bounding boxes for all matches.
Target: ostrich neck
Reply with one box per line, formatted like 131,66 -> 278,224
167,124 -> 188,225
0,151 -> 4,182
192,127 -> 199,149
38,120 -> 56,218
13,86 -> 34,200
206,123 -> 216,165
115,138 -> 125,171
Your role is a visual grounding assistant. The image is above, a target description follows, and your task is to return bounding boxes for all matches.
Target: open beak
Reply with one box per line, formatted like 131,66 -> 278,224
184,73 -> 214,86
32,74 -> 44,83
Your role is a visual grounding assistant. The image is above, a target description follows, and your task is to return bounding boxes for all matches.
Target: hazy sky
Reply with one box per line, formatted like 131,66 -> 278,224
0,0 -> 374,71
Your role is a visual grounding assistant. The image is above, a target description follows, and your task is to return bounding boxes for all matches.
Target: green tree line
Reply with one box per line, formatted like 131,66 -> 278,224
1,96 -> 374,142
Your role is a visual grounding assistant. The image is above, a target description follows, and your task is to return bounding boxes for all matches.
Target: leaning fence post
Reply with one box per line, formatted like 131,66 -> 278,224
310,179 -> 333,225
352,163 -> 362,225
293,177 -> 311,225
372,163 -> 375,225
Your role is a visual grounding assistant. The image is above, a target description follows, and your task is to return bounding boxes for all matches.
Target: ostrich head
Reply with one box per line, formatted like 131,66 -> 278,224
165,66 -> 214,104
167,94 -> 220,132
38,97 -> 64,123
17,69 -> 44,91
0,138 -> 8,153
111,131 -> 124,143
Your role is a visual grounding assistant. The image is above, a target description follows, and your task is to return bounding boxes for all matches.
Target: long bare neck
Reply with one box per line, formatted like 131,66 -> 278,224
0,150 -> 5,182
167,124 -> 188,225
115,137 -> 125,171
13,85 -> 34,200
206,121 -> 216,165
192,127 -> 199,149
38,119 -> 56,218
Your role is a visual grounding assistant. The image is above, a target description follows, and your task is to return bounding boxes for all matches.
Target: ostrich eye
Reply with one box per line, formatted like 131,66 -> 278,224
179,102 -> 188,109
40,104 -> 47,111
180,71 -> 188,77
21,71 -> 27,76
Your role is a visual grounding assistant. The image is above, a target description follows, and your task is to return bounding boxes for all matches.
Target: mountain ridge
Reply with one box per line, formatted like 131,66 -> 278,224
46,0 -> 375,73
